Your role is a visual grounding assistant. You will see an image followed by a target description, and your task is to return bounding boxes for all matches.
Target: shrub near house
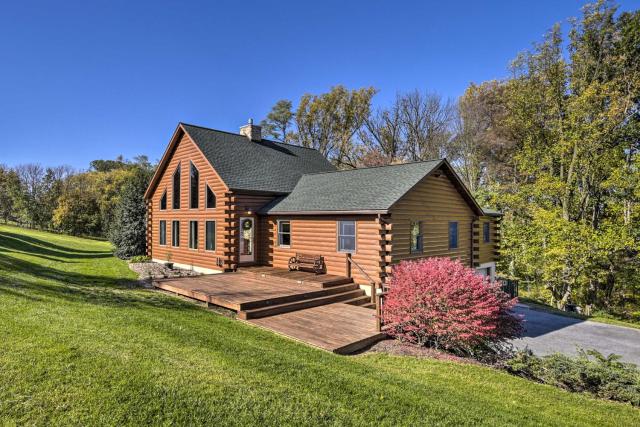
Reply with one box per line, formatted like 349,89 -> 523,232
382,257 -> 522,356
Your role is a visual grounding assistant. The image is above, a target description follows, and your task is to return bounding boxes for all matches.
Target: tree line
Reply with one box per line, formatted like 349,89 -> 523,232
0,1 -> 636,317
0,156 -> 154,258
258,1 -> 639,317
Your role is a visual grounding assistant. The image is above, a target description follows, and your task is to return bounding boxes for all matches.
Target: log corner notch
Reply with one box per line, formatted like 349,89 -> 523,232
224,192 -> 239,271
376,214 -> 393,285
146,199 -> 153,258
471,217 -> 480,268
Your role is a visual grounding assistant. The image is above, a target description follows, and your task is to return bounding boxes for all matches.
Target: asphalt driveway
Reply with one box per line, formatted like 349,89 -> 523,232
511,304 -> 640,365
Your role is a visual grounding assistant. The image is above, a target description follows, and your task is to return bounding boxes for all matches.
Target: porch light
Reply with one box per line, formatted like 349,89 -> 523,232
245,207 -> 253,215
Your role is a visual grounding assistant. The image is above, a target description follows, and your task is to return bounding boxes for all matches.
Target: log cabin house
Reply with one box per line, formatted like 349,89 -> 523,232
144,121 -> 501,295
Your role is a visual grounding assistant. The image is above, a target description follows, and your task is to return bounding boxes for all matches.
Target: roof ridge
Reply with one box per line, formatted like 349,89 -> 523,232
300,159 -> 444,177
179,122 -> 320,151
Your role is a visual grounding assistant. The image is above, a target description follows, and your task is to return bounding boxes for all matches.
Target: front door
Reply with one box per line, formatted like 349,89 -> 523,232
239,217 -> 255,263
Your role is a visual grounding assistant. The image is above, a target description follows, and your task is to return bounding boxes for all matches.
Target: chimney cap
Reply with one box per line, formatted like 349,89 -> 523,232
248,118 -> 253,125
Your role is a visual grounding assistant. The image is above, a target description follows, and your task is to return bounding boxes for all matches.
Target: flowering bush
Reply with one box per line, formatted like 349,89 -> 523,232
382,257 -> 522,355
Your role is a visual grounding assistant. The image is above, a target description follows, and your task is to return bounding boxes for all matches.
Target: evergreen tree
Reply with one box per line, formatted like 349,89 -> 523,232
108,168 -> 151,259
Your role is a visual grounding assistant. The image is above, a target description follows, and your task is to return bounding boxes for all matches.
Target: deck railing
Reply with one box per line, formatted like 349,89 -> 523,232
346,254 -> 382,331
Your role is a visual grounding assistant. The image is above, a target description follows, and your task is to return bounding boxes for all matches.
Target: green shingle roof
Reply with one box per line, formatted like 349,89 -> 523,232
259,160 -> 444,214
182,124 -> 336,194
482,208 -> 503,217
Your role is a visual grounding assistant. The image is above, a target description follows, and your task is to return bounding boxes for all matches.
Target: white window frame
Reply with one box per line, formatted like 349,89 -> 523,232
277,220 -> 291,248
205,220 -> 216,252
337,220 -> 357,253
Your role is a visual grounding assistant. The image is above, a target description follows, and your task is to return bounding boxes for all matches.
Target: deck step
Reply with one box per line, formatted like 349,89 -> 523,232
340,295 -> 372,307
238,289 -> 367,319
237,283 -> 359,310
361,303 -> 376,309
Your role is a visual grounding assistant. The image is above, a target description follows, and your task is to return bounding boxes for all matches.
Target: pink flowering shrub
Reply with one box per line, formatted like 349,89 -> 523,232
382,257 -> 523,355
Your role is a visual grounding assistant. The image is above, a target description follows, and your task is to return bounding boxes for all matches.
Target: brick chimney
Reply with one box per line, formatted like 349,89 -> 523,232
239,118 -> 262,142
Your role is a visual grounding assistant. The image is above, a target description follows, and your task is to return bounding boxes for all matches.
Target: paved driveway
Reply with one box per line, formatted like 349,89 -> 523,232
511,304 -> 640,365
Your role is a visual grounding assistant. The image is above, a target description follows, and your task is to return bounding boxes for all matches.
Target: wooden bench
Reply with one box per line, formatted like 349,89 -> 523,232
288,253 -> 325,275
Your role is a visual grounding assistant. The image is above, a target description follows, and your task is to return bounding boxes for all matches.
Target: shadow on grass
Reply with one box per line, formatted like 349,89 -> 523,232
0,231 -> 112,260
0,253 -> 199,312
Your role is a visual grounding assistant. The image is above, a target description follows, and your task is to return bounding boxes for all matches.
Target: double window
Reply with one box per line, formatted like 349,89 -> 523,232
449,221 -> 459,249
190,162 -> 199,209
278,220 -> 291,247
172,165 -> 181,209
410,221 -> 423,253
483,222 -> 491,243
205,220 -> 216,251
171,220 -> 180,247
189,221 -> 198,249
338,220 -> 356,253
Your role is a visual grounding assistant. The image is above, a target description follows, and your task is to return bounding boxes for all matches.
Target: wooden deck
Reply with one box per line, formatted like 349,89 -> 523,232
246,304 -> 385,354
153,267 -> 385,353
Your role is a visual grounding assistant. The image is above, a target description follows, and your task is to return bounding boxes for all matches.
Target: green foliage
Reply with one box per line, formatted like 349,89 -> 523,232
477,1 -> 640,315
1,225 -> 639,425
260,99 -> 295,142
293,85 -> 377,168
507,349 -> 640,406
129,255 -> 151,263
108,168 -> 152,259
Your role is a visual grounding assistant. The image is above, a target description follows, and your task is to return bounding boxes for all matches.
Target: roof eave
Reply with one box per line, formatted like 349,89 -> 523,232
261,209 -> 388,216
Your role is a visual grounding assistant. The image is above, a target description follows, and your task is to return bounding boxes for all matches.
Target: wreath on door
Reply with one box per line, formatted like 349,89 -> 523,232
242,219 -> 253,230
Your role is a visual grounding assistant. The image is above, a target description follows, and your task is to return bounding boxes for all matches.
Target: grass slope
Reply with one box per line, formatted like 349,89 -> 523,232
0,225 -> 638,426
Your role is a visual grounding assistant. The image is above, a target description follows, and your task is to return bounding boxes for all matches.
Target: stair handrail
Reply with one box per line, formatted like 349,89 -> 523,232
346,254 -> 382,331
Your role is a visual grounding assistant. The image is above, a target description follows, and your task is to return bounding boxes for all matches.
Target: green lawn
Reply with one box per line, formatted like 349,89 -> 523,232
0,225 -> 638,426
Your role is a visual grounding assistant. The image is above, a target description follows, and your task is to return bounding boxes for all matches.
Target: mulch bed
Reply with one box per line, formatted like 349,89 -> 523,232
364,339 -> 482,365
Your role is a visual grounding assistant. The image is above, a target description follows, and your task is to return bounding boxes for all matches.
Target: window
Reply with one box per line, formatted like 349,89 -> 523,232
205,221 -> 216,251
160,191 -> 167,210
171,220 -> 180,247
206,185 -> 216,209
190,162 -> 199,209
338,220 -> 356,253
172,165 -> 181,209
410,221 -> 423,253
159,220 -> 167,245
189,221 -> 198,249
449,221 -> 458,249
483,222 -> 490,243
278,220 -> 291,247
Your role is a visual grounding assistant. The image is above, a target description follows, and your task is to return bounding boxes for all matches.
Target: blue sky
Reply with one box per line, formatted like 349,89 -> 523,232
1,0 -> 636,169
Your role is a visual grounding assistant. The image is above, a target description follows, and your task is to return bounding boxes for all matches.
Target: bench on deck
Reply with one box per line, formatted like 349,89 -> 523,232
288,253 -> 325,275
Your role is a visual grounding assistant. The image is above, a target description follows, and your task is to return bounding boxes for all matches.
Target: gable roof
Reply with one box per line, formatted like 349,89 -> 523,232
144,123 -> 336,199
183,124 -> 336,194
259,159 -> 483,215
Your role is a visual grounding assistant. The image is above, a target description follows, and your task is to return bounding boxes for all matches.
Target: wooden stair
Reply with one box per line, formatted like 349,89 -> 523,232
238,287 -> 367,319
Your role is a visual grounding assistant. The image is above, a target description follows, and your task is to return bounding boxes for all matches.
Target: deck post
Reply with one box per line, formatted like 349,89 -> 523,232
345,253 -> 352,279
